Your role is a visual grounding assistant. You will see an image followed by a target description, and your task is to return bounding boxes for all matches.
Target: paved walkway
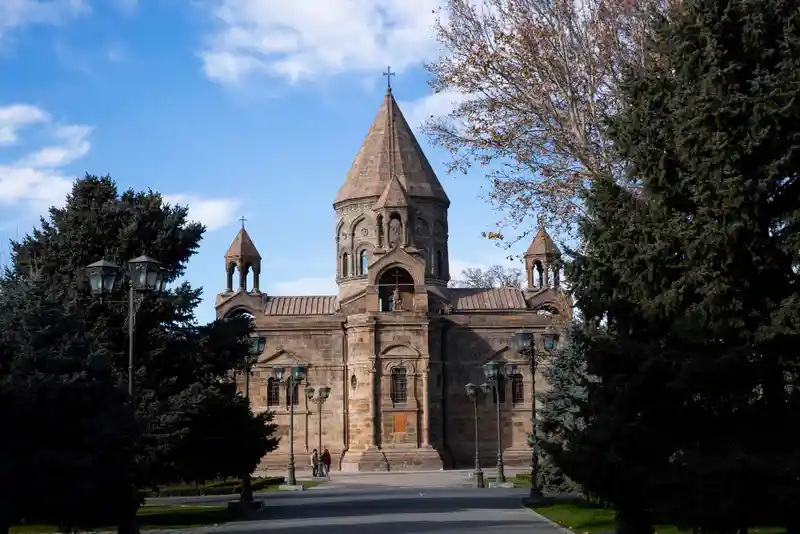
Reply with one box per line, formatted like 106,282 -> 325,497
143,470 -> 564,534
219,486 -> 563,534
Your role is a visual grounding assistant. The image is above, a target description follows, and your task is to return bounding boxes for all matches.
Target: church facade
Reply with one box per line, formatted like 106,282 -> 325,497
215,87 -> 571,472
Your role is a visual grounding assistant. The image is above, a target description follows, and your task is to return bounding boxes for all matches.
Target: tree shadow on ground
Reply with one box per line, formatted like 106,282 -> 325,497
251,494 -> 523,521
222,518 -> 535,534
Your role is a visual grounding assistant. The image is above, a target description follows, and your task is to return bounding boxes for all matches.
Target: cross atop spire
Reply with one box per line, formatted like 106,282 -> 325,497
239,216 -> 247,229
383,66 -> 395,92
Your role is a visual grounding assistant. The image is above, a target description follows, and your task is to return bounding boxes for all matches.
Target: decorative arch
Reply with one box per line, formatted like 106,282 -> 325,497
381,344 -> 421,357
482,346 -> 511,364
367,246 -> 425,287
349,213 -> 370,237
387,212 -> 403,247
257,348 -> 312,367
535,303 -> 562,315
335,219 -> 345,243
224,307 -> 255,320
377,266 -> 414,312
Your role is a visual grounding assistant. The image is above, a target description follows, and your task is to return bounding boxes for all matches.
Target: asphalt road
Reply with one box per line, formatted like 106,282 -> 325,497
165,486 -> 565,534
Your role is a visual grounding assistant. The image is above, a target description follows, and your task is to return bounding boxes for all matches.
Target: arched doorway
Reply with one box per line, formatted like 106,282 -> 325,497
378,266 -> 414,312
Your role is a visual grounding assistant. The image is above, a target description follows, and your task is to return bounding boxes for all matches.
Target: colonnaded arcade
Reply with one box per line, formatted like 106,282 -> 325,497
215,82 -> 571,472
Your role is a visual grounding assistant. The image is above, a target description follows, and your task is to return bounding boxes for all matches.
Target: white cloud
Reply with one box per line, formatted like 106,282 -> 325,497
271,276 -> 337,296
20,124 -> 92,167
400,90 -> 472,131
198,0 -> 442,85
0,104 -> 239,231
0,104 -> 49,145
163,194 -> 243,231
0,0 -> 90,42
0,104 -> 91,211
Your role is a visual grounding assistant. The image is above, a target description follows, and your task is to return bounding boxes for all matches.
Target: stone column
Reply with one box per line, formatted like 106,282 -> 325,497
370,358 -> 379,447
421,367 -> 430,447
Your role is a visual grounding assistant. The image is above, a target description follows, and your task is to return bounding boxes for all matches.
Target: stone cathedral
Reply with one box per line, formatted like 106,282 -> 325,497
215,86 -> 571,472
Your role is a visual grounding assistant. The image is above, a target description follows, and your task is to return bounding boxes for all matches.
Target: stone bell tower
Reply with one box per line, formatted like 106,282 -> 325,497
224,218 -> 262,293
333,84 -> 452,305
523,223 -> 562,292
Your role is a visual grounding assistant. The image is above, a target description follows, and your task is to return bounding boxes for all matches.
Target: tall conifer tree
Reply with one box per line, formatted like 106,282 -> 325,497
562,0 -> 800,532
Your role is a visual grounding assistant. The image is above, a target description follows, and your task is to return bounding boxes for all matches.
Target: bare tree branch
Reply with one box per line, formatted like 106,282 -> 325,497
426,0 -> 671,244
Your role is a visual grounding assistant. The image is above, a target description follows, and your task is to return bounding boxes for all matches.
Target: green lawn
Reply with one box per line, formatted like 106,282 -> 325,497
486,473 -> 533,488
10,480 -> 326,533
529,500 -> 785,534
11,503 -> 245,533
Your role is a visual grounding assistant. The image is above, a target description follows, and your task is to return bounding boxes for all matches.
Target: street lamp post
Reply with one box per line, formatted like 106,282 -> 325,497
271,364 -> 307,486
464,382 -> 490,488
510,327 -> 559,501
305,385 -> 331,477
85,256 -> 166,399
482,360 -> 515,484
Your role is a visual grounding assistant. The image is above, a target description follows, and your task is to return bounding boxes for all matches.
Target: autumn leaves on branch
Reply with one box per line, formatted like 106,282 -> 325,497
425,0 -> 675,243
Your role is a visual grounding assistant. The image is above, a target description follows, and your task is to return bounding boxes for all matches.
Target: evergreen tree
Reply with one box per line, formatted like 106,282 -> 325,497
2,175 -> 279,524
0,277 -> 139,534
535,330 -> 590,496
563,0 -> 800,532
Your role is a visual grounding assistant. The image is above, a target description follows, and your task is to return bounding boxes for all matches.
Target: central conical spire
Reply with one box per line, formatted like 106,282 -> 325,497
334,87 -> 450,206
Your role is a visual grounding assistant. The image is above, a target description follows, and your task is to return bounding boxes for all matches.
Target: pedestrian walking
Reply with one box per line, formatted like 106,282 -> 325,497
310,448 -> 319,477
321,448 -> 332,478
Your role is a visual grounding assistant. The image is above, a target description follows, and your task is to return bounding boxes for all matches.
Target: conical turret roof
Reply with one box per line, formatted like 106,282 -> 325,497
525,225 -> 561,257
225,227 -> 261,260
334,89 -> 450,206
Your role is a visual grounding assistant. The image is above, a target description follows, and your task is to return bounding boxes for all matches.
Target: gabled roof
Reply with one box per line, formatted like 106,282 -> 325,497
334,89 -> 450,206
374,174 -> 410,209
524,226 -> 561,257
225,228 -> 261,261
263,296 -> 338,315
449,288 -> 527,310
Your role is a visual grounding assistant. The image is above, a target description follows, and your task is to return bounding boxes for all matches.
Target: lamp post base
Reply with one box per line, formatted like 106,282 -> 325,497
473,469 -> 485,488
287,456 -> 297,486
496,456 -> 506,483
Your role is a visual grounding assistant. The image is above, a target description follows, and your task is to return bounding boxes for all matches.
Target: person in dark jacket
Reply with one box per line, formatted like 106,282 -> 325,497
320,448 -> 332,478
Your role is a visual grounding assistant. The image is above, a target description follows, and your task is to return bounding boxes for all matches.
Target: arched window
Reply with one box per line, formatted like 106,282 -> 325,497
378,266 -> 414,312
285,381 -> 300,406
359,250 -> 368,275
391,367 -> 408,404
267,378 -> 280,407
435,250 -> 443,276
341,253 -> 349,277
511,374 -> 524,404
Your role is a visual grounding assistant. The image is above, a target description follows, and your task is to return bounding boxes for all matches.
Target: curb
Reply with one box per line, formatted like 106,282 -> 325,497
521,500 -> 576,534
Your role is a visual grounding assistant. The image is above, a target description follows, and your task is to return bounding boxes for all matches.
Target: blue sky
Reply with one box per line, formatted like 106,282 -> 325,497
0,0 -> 530,323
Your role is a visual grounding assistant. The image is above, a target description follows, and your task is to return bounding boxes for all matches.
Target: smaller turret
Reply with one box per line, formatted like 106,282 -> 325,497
523,223 -> 561,291
224,217 -> 261,293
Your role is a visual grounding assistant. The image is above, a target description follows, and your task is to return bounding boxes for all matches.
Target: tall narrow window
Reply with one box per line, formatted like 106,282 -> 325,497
386,294 -> 394,312
512,375 -> 524,404
359,250 -> 368,275
435,251 -> 443,276
391,367 -> 407,404
341,253 -> 349,277
267,378 -> 280,407
285,381 -> 300,406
